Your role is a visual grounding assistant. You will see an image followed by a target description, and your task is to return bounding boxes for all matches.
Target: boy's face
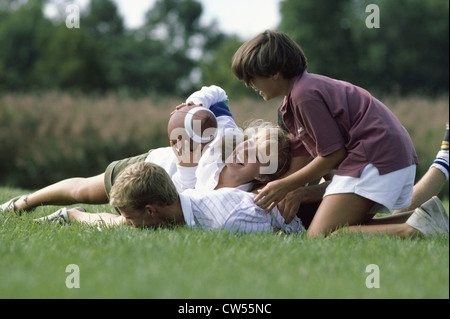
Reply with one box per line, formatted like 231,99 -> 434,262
249,75 -> 284,101
225,138 -> 270,181
118,206 -> 156,228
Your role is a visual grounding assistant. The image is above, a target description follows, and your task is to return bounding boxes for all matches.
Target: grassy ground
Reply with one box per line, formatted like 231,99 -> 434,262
0,187 -> 448,299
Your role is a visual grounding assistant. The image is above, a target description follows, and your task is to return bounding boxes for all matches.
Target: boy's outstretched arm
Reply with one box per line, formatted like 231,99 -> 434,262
67,208 -> 126,227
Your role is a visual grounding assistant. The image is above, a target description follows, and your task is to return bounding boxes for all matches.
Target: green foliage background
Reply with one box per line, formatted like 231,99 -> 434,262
0,0 -> 448,96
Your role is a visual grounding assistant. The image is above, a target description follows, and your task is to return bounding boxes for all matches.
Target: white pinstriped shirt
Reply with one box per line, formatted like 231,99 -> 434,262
179,188 -> 305,234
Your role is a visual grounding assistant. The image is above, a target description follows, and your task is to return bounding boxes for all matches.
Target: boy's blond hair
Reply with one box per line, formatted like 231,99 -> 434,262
232,30 -> 307,86
110,162 -> 178,210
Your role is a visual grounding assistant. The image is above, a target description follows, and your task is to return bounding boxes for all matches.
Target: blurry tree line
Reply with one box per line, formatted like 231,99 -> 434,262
0,0 -> 448,98
0,0 -> 227,96
277,0 -> 449,96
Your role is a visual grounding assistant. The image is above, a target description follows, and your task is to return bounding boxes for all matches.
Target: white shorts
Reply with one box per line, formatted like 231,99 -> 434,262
324,164 -> 416,215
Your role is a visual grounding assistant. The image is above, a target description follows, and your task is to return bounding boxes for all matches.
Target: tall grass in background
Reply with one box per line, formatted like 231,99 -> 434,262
0,92 -> 172,188
0,92 -> 448,198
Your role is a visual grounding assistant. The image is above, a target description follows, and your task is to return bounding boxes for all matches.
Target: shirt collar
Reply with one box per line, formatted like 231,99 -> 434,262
288,71 -> 306,94
281,71 -> 307,114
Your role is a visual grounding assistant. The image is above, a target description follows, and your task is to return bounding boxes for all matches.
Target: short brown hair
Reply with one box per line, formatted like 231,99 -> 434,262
232,30 -> 307,86
109,162 -> 178,210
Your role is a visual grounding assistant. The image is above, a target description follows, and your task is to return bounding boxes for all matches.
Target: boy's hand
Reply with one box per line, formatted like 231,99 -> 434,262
170,101 -> 202,115
254,179 -> 291,212
277,188 -> 303,224
171,139 -> 202,167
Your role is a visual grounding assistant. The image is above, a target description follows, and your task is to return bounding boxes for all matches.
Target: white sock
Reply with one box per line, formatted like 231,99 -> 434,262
432,149 -> 449,180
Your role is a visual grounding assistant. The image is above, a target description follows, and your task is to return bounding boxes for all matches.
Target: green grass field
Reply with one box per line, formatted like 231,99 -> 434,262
0,187 -> 448,299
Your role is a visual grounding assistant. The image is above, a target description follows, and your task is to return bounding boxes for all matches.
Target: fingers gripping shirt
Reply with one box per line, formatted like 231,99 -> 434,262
179,188 -> 305,234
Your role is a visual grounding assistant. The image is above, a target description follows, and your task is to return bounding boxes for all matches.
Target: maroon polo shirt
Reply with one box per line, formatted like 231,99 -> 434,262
280,71 -> 418,177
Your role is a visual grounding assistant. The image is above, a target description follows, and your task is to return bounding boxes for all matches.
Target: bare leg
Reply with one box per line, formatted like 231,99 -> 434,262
395,123 -> 448,213
330,205 -> 448,238
394,167 -> 446,213
334,223 -> 420,238
369,211 -> 412,224
393,123 -> 448,213
306,194 -> 424,238
14,174 -> 108,212
306,193 -> 375,237
341,210 -> 420,238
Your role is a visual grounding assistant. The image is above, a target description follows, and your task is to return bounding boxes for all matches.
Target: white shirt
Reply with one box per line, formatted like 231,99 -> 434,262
179,188 -> 305,234
144,146 -> 197,192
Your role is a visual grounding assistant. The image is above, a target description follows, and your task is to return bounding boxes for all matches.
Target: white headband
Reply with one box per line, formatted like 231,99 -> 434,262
184,107 -> 217,144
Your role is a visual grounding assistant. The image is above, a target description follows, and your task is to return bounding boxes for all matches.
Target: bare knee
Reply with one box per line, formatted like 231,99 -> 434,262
68,178 -> 92,202
306,194 -> 374,237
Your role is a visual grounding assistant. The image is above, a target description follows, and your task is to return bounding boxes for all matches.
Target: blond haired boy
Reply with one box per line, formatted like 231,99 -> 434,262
36,162 -> 304,234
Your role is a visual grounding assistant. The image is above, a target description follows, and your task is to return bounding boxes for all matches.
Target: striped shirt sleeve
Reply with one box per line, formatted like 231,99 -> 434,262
187,188 -> 304,234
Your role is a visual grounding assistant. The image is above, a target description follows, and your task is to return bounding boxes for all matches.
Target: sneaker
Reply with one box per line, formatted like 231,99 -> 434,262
1,195 -> 23,213
0,194 -> 34,213
34,207 -> 86,224
34,208 -> 70,224
420,196 -> 449,233
406,197 -> 449,237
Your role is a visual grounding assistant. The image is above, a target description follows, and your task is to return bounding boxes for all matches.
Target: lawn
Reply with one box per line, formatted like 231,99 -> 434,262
0,187 -> 448,300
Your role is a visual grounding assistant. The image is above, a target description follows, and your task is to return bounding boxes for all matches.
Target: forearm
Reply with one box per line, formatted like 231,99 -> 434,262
185,85 -> 227,108
284,156 -> 332,203
300,181 -> 330,203
283,148 -> 346,191
68,209 -> 125,227
281,155 -> 310,178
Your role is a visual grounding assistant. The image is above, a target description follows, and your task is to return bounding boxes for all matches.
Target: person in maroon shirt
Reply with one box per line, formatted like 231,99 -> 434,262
232,30 -> 447,238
